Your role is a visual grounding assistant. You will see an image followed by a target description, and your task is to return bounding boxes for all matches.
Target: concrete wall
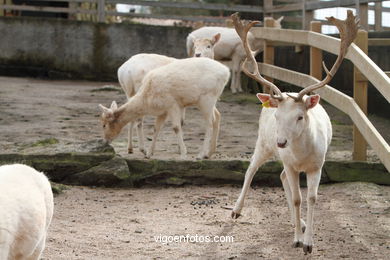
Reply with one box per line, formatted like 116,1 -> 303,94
0,17 -> 191,80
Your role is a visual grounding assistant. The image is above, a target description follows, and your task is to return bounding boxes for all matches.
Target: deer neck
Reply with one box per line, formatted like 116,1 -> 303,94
114,95 -> 146,127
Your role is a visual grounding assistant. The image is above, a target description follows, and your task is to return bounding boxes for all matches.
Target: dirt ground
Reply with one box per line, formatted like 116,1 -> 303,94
1,76 -> 390,259
42,182 -> 390,259
0,76 -> 389,161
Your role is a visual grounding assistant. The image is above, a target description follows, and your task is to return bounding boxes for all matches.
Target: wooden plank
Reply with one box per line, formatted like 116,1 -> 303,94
251,27 -> 390,103
106,11 -> 229,23
305,0 -> 383,11
0,4 -> 96,14
353,30 -> 368,161
258,63 -> 390,172
97,0 -> 105,23
106,0 -> 263,13
368,38 -> 390,46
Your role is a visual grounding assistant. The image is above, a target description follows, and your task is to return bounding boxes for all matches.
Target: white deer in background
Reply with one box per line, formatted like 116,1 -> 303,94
230,11 -> 358,254
186,17 -> 283,93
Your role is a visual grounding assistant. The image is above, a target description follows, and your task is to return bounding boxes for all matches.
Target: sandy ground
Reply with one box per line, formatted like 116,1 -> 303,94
0,76 -> 389,161
42,182 -> 390,259
1,76 -> 389,259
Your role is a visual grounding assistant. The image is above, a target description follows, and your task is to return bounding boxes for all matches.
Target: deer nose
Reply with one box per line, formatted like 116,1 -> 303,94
277,140 -> 287,148
195,53 -> 201,57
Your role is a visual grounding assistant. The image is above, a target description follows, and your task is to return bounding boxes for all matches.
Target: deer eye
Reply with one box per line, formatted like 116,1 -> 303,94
103,124 -> 106,128
207,45 -> 211,49
297,116 -> 303,121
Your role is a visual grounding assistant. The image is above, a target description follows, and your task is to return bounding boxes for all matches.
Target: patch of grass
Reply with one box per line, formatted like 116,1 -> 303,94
29,138 -> 59,147
220,92 -> 259,105
331,119 -> 345,125
91,85 -> 123,93
50,182 -> 69,196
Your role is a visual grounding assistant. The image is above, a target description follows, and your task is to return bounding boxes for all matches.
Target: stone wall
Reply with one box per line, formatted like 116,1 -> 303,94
0,16 -> 191,80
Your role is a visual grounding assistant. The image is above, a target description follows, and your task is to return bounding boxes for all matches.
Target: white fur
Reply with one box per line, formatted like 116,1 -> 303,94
232,93 -> 332,253
0,164 -> 54,260
100,57 -> 230,159
187,17 -> 283,93
117,53 -> 177,154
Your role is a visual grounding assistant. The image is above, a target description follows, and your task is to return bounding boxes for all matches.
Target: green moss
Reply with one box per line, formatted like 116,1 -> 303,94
50,182 -> 69,195
220,92 -> 259,105
29,138 -> 59,147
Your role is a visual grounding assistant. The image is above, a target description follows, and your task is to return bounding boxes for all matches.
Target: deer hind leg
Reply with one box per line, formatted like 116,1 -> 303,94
209,107 -> 221,156
135,117 -> 146,155
303,171 -> 321,254
280,170 -> 306,232
232,147 -> 271,218
284,167 -> 304,248
169,106 -> 187,159
127,122 -> 134,154
146,113 -> 167,159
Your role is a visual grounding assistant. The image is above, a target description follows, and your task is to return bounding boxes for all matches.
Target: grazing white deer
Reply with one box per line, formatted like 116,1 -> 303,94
117,53 -> 176,154
0,164 -> 54,260
186,17 -> 283,93
100,57 -> 230,159
230,11 -> 358,254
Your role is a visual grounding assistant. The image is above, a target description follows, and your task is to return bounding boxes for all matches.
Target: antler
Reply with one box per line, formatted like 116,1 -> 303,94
231,12 -> 284,101
290,10 -> 359,102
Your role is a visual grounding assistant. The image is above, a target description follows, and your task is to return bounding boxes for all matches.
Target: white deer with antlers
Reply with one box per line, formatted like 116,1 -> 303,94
230,11 -> 358,254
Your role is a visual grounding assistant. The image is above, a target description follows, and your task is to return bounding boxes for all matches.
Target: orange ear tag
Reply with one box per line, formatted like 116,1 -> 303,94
262,100 -> 271,108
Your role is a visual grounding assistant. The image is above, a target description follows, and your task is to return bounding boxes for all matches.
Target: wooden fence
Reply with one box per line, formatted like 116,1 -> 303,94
0,0 -> 390,30
255,19 -> 390,172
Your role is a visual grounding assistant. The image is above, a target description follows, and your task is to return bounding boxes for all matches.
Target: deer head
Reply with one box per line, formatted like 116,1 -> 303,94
232,11 -> 359,148
193,33 -> 221,59
98,101 -> 124,143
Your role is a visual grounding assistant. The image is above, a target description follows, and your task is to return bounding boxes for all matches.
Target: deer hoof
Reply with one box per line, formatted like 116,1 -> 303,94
127,148 -> 133,154
139,148 -> 147,155
231,211 -> 241,219
292,241 -> 303,248
303,244 -> 312,254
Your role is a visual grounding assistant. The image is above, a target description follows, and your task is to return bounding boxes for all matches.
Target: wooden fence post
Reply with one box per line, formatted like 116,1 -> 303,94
97,0 -> 105,23
302,0 -> 314,30
264,0 -> 273,17
353,30 -> 368,161
263,17 -> 275,93
310,21 -> 322,80
374,2 -> 382,31
356,1 -> 369,31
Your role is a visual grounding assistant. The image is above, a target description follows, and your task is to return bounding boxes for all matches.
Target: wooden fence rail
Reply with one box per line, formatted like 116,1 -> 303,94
1,0 -> 390,30
252,22 -> 390,172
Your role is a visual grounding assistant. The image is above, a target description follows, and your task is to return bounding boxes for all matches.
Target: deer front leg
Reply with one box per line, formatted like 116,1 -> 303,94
280,170 -> 306,232
285,168 -> 303,248
135,117 -> 146,155
209,107 -> 221,156
303,170 -> 321,254
146,114 -> 167,159
232,149 -> 270,218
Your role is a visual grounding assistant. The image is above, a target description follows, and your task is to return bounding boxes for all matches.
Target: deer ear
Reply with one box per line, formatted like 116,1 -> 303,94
110,101 -> 118,110
99,104 -> 109,113
212,33 -> 221,45
277,16 -> 284,23
256,93 -> 278,108
305,94 -> 320,109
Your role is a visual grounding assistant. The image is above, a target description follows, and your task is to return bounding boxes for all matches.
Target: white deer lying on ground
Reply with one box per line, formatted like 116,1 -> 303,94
186,16 -> 283,93
0,164 -> 54,260
117,53 -> 176,154
100,57 -> 230,159
230,11 -> 358,254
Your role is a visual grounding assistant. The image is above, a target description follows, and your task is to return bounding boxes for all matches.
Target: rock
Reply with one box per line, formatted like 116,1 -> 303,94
50,182 -> 69,196
76,139 -> 115,154
0,152 -> 114,182
64,156 -> 132,187
324,161 -> 390,185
